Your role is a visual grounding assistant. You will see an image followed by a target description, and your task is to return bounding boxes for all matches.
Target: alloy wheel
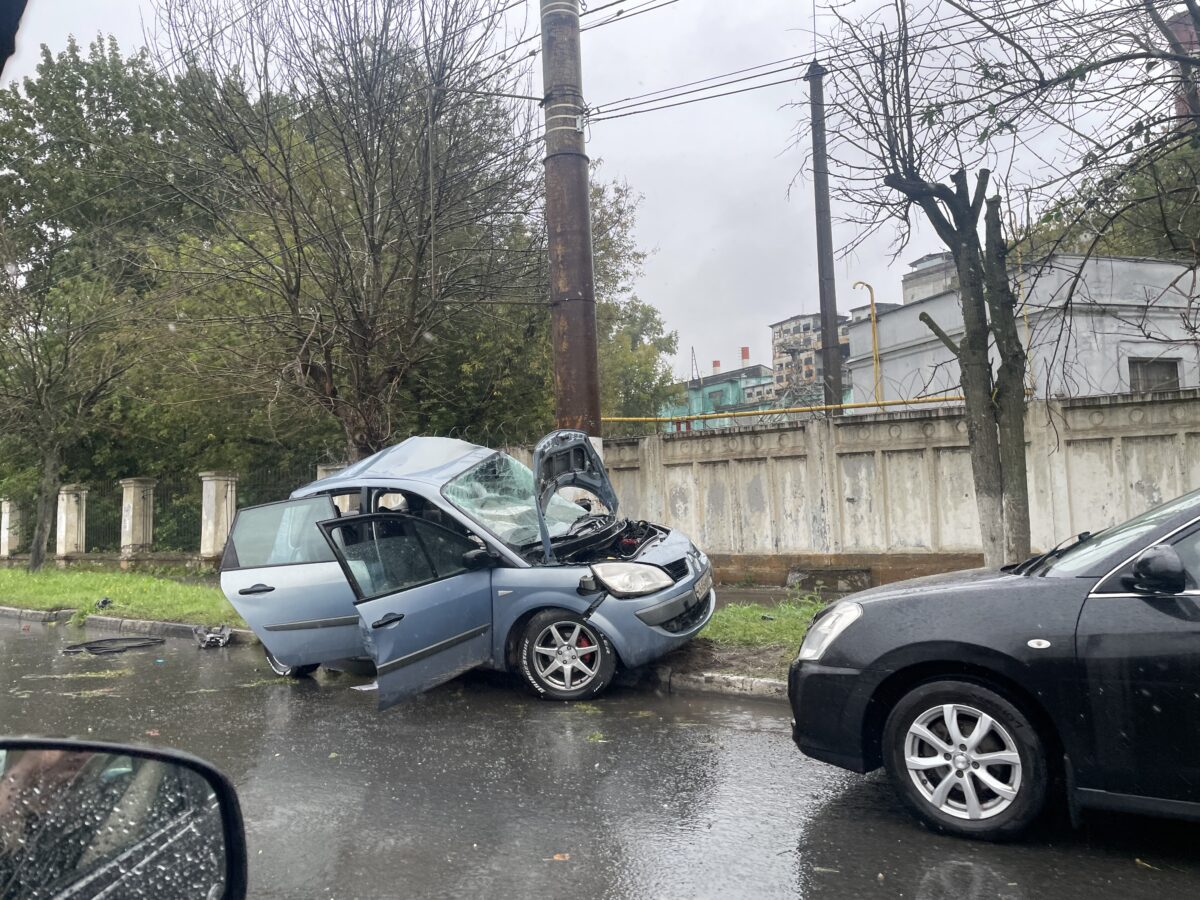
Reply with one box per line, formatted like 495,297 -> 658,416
904,703 -> 1023,821
532,621 -> 601,692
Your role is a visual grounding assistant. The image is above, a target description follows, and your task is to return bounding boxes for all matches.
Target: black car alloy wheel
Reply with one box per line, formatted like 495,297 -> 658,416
883,680 -> 1049,840
519,609 -> 616,701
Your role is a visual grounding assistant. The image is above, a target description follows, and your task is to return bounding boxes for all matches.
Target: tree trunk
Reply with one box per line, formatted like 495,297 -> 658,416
952,244 -> 1007,568
27,445 -> 61,572
983,197 -> 1031,562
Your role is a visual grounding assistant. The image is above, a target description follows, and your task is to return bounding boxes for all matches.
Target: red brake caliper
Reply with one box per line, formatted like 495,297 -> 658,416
578,633 -> 593,657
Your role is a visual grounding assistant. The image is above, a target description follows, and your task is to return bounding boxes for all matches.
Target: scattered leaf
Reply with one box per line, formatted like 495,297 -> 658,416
586,732 -> 607,743
542,853 -> 571,862
145,729 -> 160,737
1135,859 -> 1160,871
329,752 -> 339,759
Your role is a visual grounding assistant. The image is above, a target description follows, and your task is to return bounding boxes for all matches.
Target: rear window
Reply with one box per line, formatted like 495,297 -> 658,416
225,497 -> 337,569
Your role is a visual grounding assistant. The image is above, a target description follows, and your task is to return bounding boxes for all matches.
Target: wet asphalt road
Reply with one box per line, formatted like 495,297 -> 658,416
3,620 -> 1200,900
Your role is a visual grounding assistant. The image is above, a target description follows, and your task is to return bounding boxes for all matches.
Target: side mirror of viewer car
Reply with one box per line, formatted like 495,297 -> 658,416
0,738 -> 247,900
1122,544 -> 1188,595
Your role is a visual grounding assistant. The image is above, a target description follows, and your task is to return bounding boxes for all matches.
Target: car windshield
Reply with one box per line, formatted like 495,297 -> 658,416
442,452 -> 587,550
1040,487 -> 1200,577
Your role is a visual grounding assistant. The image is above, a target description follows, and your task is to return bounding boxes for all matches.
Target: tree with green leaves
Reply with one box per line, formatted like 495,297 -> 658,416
0,38 -> 179,569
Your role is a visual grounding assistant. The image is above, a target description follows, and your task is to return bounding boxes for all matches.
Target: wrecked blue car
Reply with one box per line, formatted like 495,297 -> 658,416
219,431 -> 715,707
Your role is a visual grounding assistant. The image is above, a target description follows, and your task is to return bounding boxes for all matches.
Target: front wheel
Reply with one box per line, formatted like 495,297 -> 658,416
882,680 -> 1049,840
518,610 -> 616,701
264,649 -> 318,679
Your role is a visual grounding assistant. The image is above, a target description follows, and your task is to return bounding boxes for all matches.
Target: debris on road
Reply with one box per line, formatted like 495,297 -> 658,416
62,637 -> 166,656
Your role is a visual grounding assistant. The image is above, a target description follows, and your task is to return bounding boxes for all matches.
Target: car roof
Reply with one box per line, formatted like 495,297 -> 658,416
290,436 -> 495,497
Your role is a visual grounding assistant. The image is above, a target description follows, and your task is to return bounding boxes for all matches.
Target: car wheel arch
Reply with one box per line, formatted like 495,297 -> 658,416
862,660 -> 1065,776
503,606 -> 628,672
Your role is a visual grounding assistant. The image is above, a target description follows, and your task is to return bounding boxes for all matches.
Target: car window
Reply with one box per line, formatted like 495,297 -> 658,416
225,498 -> 337,569
1173,527 -> 1200,588
330,517 -> 475,599
1040,487 -> 1200,577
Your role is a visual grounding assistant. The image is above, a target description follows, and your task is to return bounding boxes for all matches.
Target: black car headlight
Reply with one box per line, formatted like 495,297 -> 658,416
797,602 -> 863,662
591,562 -> 674,598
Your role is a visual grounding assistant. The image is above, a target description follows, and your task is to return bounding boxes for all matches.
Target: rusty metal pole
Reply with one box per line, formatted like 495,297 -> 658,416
805,61 -> 843,410
541,0 -> 601,434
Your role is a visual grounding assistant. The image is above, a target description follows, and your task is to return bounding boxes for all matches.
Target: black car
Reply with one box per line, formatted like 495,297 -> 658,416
789,486 -> 1200,840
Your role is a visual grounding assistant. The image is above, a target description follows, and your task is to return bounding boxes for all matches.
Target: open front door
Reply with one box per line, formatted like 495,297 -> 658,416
319,513 -> 493,709
220,496 -> 363,667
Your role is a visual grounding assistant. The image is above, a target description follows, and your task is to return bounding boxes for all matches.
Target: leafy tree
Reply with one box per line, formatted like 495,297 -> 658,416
0,39 -> 179,568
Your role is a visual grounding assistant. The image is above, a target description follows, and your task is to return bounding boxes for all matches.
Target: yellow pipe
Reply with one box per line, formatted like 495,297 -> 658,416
604,393 -> 964,424
853,280 -> 882,406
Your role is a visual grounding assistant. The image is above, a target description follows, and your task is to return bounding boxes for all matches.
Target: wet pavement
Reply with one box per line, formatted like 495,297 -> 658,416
3,619 -> 1200,900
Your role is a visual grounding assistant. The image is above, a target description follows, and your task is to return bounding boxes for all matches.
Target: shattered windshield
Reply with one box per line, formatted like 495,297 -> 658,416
443,453 -> 585,550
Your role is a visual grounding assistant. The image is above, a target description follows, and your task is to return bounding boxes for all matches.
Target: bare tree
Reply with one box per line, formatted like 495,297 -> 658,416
147,0 -> 546,460
807,0 -> 1034,565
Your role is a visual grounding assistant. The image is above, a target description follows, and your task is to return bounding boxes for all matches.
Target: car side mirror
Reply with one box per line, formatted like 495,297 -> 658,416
0,738 -> 247,899
1122,545 -> 1187,595
462,548 -> 496,570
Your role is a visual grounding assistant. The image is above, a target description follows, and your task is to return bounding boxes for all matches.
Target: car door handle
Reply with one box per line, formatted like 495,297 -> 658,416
371,612 -> 405,629
238,583 -> 276,595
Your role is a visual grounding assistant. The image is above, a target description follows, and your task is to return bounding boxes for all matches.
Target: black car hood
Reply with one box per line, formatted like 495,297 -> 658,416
847,568 -> 1015,606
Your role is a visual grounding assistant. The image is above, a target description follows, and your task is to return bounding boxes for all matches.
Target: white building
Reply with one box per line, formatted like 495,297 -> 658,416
846,253 -> 1200,403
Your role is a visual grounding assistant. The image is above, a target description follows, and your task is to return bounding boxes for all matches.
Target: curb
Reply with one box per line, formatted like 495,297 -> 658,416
657,666 -> 787,703
0,605 -> 255,643
0,605 -> 74,623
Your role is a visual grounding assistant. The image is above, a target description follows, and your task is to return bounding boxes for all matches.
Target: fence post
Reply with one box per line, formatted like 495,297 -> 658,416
56,485 -> 89,560
119,478 -> 157,561
315,464 -> 346,480
0,500 -> 21,558
199,472 -> 238,564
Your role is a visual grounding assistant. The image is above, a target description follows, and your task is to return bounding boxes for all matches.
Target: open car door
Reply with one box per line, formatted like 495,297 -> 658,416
220,496 -> 363,667
318,513 -> 493,709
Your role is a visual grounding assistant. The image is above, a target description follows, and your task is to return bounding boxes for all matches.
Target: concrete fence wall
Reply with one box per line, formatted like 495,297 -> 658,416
603,390 -> 1200,584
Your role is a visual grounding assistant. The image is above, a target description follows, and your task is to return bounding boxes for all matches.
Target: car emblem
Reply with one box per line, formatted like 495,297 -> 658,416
1026,639 -> 1051,649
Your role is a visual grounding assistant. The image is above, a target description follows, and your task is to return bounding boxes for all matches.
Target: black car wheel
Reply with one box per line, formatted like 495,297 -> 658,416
883,680 -> 1048,840
518,610 -> 616,701
264,649 -> 319,679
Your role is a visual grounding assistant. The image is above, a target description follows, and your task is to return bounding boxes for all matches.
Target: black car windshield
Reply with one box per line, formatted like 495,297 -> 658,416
1040,487 -> 1200,577
442,452 -> 588,551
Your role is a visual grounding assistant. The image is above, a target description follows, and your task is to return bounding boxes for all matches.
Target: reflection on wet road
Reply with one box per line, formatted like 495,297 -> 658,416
3,620 -> 1199,899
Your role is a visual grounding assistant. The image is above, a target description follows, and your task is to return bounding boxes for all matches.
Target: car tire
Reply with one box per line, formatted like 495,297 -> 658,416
882,679 -> 1048,840
518,610 -> 617,701
264,649 -> 319,679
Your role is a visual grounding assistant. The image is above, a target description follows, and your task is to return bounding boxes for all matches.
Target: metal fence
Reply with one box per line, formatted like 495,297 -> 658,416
238,465 -> 316,508
85,480 -> 122,553
17,502 -> 55,555
153,477 -> 202,553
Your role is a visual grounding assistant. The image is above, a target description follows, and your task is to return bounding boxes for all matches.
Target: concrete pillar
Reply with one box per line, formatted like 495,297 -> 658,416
56,485 -> 88,558
119,478 -> 157,558
0,500 -> 21,558
316,463 -> 346,481
200,472 -> 238,562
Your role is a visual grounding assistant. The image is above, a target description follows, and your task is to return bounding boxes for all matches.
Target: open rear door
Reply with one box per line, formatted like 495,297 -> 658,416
319,513 -> 493,709
220,496 -> 363,667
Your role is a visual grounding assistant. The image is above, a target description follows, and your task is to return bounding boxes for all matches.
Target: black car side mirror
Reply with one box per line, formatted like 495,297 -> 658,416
1122,545 -> 1187,595
0,737 -> 247,899
462,548 -> 496,570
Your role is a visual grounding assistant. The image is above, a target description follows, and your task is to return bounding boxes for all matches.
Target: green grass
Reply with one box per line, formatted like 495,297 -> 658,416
702,595 -> 826,647
0,569 -> 244,627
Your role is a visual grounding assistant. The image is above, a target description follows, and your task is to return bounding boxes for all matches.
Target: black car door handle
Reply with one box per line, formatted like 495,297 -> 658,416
371,612 -> 405,629
238,583 -> 276,595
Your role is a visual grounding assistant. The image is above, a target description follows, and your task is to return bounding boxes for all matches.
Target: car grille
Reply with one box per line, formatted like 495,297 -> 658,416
662,559 -> 690,582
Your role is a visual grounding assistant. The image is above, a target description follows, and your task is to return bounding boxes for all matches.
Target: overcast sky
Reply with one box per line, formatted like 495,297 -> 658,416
5,0 -> 940,379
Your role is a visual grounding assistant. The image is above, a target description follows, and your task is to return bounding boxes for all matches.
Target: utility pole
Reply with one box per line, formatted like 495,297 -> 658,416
541,0 -> 601,434
805,61 -> 843,410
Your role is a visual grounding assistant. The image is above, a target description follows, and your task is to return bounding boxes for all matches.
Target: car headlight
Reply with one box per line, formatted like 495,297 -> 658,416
797,602 -> 863,662
591,562 -> 674,598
